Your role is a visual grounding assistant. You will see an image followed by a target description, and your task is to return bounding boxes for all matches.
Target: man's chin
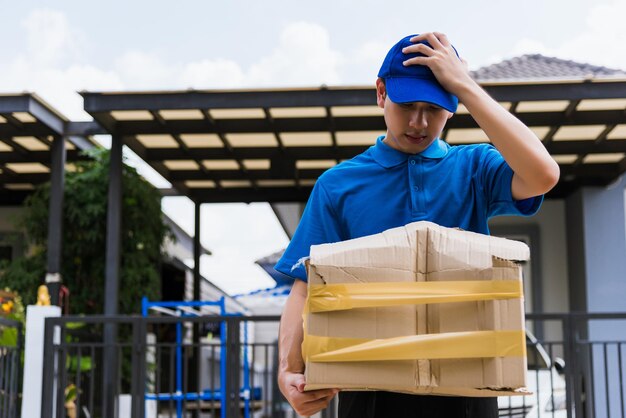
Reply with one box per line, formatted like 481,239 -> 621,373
404,138 -> 434,154
384,135 -> 432,154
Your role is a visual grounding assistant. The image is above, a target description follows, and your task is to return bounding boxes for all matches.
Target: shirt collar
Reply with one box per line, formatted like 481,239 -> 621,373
371,135 -> 449,168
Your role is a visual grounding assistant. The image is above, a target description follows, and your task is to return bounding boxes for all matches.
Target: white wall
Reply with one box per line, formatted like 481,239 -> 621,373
489,199 -> 570,313
489,199 -> 569,350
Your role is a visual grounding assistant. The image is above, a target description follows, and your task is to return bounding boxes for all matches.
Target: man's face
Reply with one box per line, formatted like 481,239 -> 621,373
376,78 -> 453,154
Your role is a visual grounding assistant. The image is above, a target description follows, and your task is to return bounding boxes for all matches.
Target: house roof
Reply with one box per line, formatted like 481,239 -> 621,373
471,54 -> 626,82
255,249 -> 293,286
162,212 -> 212,256
255,249 -> 283,265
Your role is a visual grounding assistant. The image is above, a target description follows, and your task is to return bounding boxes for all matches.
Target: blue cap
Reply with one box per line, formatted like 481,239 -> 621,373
378,34 -> 459,113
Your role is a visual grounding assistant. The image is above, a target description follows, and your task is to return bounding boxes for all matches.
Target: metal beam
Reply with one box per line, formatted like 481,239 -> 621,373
193,201 -> 201,302
145,145 -> 369,161
0,190 -> 31,205
64,121 -> 108,136
89,112 -> 118,133
225,318 -> 241,418
546,178 -> 614,199
0,149 -> 88,164
191,201 -> 201,413
191,187 -> 314,203
0,173 -> 49,184
29,96 -> 66,135
548,139 -> 626,154
81,81 -> 626,113
66,135 -> 97,152
482,81 -> 626,102
111,117 -> 380,135
560,163 -> 620,178
0,95 -> 30,113
168,168 -> 325,181
82,88 -> 378,112
0,124 -> 53,137
158,187 -> 181,197
45,136 -> 66,305
102,134 -> 123,418
104,134 -> 123,312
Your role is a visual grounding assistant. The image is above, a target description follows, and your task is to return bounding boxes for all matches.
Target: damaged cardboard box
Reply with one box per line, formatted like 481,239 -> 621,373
303,221 -> 530,397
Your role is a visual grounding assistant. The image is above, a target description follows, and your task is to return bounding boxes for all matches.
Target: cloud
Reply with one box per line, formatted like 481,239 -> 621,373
342,40 -> 389,85
180,58 -> 245,88
5,14 -> 347,120
555,0 -> 626,69
181,21 -> 344,89
488,0 -> 626,71
21,8 -> 79,66
247,21 -> 343,87
114,51 -> 178,90
1,8 -> 123,120
1,57 -> 124,121
107,21 -> 344,90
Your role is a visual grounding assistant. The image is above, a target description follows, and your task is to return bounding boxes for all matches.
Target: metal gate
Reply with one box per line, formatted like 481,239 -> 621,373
40,313 -> 626,418
0,317 -> 22,418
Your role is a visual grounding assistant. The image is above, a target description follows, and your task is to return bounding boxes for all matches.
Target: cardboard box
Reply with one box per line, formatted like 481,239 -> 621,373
303,221 -> 530,397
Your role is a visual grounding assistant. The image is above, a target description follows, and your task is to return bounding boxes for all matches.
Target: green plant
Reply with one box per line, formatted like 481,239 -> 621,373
0,148 -> 172,315
64,383 -> 77,404
0,289 -> 25,347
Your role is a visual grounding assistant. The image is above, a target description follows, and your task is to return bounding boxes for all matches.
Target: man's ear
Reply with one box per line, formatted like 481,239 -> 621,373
375,78 -> 386,108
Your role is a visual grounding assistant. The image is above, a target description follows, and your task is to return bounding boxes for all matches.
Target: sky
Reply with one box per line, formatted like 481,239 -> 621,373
2,0 -> 626,295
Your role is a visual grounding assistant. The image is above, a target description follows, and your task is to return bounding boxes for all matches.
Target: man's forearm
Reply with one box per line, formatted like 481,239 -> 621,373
456,81 -> 560,199
279,279 -> 307,374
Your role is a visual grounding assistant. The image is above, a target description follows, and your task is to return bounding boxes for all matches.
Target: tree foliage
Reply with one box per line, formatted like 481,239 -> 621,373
0,148 -> 170,314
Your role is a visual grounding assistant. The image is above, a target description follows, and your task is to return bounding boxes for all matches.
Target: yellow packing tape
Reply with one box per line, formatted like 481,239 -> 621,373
304,330 -> 526,362
303,280 -> 525,363
307,280 -> 522,313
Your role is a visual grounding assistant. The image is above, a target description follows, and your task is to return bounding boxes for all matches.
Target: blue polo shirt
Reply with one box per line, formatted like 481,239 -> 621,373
275,136 -> 542,281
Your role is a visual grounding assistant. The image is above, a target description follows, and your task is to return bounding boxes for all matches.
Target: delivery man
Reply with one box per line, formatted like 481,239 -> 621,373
275,32 -> 559,418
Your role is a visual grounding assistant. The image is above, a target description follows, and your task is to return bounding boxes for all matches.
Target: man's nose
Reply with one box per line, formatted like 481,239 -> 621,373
409,111 -> 427,129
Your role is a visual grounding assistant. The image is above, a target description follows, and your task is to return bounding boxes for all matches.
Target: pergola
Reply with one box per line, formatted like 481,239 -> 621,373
3,79 -> 626,326
0,93 -> 95,302
78,80 -> 626,205
72,76 -> 626,313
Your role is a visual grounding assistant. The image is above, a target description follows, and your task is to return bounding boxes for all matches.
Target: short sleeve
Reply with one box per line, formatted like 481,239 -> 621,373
477,145 -> 543,218
274,180 -> 344,281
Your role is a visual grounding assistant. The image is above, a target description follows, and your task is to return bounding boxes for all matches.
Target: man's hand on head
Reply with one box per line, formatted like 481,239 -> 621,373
401,32 -> 474,96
